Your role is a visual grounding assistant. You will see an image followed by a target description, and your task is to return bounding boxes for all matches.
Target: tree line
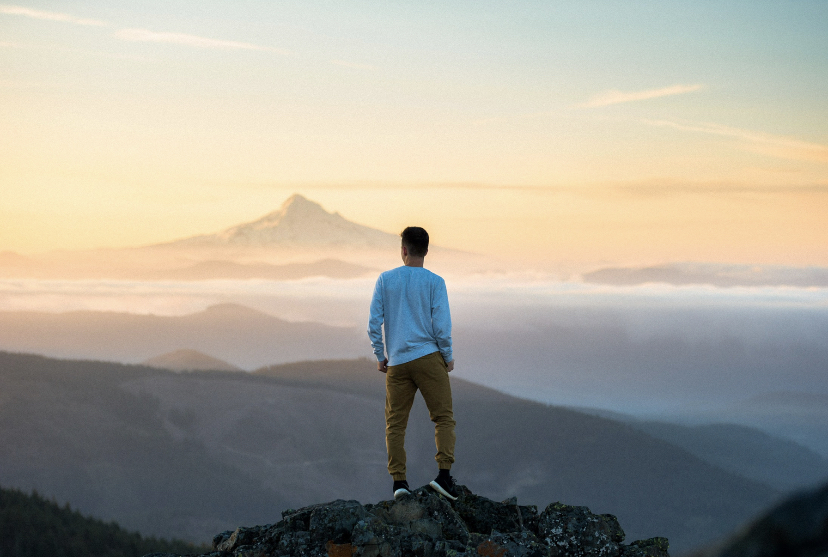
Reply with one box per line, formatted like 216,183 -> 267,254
0,485 -> 205,557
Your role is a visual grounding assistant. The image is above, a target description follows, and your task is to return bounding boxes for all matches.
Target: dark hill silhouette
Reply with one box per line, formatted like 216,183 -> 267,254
0,485 -> 204,557
0,352 -> 779,554
692,480 -> 828,557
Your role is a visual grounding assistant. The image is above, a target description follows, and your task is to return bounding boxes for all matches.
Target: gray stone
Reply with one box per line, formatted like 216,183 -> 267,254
452,489 -> 540,538
214,526 -> 261,552
539,502 -> 625,557
308,499 -> 368,544
473,530 -> 549,557
145,487 -> 670,557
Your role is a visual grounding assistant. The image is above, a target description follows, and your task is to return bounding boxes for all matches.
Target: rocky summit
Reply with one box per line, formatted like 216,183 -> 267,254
144,485 -> 669,557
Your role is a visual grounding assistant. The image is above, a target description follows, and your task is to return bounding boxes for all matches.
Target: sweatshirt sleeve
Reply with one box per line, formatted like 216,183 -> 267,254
431,277 -> 453,363
367,275 -> 386,361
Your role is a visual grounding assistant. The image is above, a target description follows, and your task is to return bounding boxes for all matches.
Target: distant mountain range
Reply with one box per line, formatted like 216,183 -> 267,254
626,421 -> 827,493
582,262 -> 828,288
0,194 -> 486,279
690,391 -> 828,458
157,194 -> 398,250
0,303 -> 365,368
0,351 -> 792,555
139,258 -> 374,281
143,349 -> 244,373
3,301 -> 826,460
5,196 -> 825,283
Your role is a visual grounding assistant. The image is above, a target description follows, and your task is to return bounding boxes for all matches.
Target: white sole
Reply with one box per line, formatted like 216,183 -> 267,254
429,480 -> 458,501
393,488 -> 411,500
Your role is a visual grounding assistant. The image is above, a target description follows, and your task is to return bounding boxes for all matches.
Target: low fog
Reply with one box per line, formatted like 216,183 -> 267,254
1,275 -> 826,455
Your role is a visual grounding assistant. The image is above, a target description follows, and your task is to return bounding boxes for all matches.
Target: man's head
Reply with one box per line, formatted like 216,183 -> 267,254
400,226 -> 429,258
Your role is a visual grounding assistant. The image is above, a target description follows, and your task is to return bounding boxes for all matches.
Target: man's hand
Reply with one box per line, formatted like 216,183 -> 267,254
378,359 -> 388,373
447,360 -> 455,373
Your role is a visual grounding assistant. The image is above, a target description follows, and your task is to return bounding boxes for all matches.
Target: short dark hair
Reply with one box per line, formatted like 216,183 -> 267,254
400,227 -> 429,257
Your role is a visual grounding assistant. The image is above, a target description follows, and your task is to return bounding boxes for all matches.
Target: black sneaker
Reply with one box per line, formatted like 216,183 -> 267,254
429,474 -> 458,501
393,480 -> 411,500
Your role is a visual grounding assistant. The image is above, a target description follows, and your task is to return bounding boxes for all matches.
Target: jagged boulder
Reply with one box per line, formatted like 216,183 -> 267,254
145,485 -> 669,557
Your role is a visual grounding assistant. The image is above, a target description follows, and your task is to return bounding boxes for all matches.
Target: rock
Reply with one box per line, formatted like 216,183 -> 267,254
539,502 -> 627,557
213,526 -> 265,552
307,499 -> 369,545
454,488 -> 538,536
147,485 -> 669,557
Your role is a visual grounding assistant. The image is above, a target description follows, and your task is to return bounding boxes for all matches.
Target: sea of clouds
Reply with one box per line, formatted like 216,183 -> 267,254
2,275 -> 827,416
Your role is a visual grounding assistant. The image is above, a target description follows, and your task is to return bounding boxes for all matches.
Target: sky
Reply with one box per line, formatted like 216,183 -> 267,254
2,1 -> 827,267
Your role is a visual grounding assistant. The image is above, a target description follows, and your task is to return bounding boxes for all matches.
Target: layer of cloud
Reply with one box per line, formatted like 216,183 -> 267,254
0,4 -> 106,26
582,84 -> 703,108
646,119 -> 828,164
114,28 -> 287,54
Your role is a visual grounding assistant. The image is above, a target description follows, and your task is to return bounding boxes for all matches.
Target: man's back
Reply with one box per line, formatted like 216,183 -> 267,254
368,265 -> 452,367
368,225 -> 459,501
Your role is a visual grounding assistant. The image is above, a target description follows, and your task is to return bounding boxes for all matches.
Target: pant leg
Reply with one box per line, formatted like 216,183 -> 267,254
410,351 -> 456,470
385,362 -> 418,480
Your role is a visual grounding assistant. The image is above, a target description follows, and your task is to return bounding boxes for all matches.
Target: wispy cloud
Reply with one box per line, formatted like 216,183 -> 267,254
645,119 -> 828,164
0,4 -> 106,26
114,28 -> 288,54
582,84 -> 703,108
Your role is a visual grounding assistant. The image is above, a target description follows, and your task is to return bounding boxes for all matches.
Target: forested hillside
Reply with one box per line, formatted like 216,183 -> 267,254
0,351 -> 785,554
0,486 -> 204,557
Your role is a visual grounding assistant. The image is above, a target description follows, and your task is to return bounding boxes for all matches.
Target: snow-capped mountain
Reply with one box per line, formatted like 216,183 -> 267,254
163,194 -> 398,249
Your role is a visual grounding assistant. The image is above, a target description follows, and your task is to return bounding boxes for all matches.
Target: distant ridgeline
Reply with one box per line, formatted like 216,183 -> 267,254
0,485 -> 204,557
146,485 -> 670,557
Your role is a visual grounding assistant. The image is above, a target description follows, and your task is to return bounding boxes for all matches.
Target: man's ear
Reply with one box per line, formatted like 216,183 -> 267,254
401,245 -> 408,256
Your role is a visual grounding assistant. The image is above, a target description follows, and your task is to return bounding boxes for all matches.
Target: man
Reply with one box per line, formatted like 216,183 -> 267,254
367,226 -> 458,501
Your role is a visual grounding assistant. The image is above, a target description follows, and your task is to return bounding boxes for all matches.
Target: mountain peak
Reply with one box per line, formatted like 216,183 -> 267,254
281,193 -> 318,210
143,349 -> 244,373
254,193 -> 334,226
200,194 -> 397,248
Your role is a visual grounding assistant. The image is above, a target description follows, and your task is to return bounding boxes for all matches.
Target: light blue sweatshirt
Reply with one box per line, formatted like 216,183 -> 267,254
368,266 -> 453,367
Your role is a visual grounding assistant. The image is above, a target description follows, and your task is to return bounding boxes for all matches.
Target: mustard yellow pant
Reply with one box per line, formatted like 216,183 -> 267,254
385,351 -> 456,481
